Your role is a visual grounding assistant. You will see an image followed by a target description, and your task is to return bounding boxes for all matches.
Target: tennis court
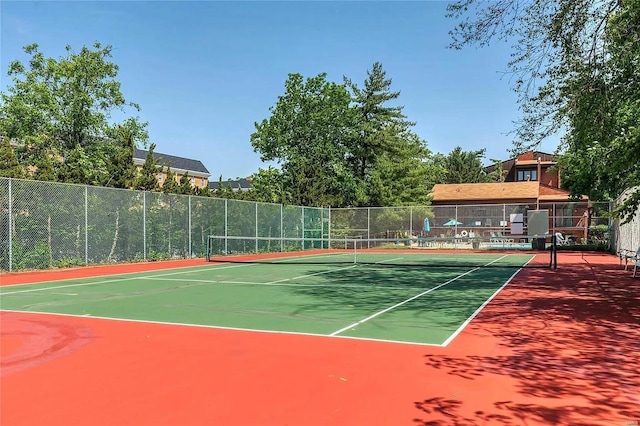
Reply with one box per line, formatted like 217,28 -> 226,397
2,250 -> 640,426
0,251 -> 535,346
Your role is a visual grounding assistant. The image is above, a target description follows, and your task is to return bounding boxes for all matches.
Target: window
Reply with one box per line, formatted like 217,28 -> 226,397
517,169 -> 538,181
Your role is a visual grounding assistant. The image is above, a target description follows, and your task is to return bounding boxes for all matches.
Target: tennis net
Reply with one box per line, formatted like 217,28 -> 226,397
205,234 -> 558,269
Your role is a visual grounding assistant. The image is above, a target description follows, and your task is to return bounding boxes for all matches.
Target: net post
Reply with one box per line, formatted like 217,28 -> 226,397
205,235 -> 211,262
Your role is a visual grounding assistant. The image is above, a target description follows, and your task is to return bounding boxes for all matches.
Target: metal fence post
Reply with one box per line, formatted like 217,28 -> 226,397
84,186 -> 88,265
410,207 -> 413,237
8,178 -> 12,272
255,202 -> 258,253
143,191 -> 147,261
224,199 -> 228,255
367,207 -> 371,248
188,195 -> 192,258
280,204 -> 283,252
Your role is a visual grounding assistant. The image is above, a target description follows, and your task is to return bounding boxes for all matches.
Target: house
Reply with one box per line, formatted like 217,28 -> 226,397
430,150 -> 590,240
134,148 -> 211,189
209,178 -> 252,192
484,150 -> 560,187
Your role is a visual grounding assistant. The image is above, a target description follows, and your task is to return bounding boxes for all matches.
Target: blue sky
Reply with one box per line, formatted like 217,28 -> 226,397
1,1 -> 561,180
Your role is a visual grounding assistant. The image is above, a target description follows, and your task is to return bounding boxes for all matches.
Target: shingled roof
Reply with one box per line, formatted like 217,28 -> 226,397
134,148 -> 210,176
431,182 -> 585,203
209,178 -> 252,191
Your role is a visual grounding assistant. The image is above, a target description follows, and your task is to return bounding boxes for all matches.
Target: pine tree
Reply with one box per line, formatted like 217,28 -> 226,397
161,166 -> 178,194
178,172 -> 194,195
134,143 -> 160,191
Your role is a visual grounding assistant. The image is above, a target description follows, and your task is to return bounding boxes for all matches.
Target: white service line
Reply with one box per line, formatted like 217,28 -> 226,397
440,255 -> 534,346
265,264 -> 358,285
329,254 -> 509,336
0,309 -> 445,347
0,263 -> 257,295
148,276 -> 408,290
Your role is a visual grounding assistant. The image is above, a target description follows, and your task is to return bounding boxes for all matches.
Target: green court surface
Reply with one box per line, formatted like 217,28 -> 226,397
0,253 -> 534,346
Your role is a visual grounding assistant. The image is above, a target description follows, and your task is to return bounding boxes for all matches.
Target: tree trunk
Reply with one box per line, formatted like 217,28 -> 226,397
108,208 -> 120,261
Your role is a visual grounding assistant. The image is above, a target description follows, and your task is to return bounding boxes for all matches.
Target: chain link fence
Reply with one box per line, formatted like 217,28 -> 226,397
0,178 -> 330,271
330,201 -> 612,246
0,177 -> 616,272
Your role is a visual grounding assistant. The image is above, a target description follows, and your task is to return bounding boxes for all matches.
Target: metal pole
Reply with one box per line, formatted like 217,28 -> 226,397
328,206 -> 332,249
84,186 -> 88,265
280,204 -> 283,252
8,178 -> 12,272
224,199 -> 228,255
410,207 -> 413,238
367,207 -> 370,249
188,195 -> 192,258
455,205 -> 458,237
143,191 -> 147,261
302,207 -> 305,249
255,202 -> 258,253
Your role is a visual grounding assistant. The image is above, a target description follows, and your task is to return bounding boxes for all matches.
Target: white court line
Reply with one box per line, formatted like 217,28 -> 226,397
149,276 -> 409,290
0,261 -> 241,288
0,263 -> 257,295
264,264 -> 358,284
440,255 -> 535,347
0,309 -> 445,347
329,254 -> 509,336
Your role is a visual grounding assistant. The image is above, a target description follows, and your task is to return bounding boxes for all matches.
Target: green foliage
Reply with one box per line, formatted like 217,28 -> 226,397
447,0 -> 640,220
161,167 -> 178,194
251,167 -> 285,204
436,146 -> 492,184
251,64 -> 439,208
0,42 -> 148,186
251,72 -> 361,207
11,240 -> 51,270
0,138 -> 25,178
178,172 -> 195,195
134,143 -> 160,191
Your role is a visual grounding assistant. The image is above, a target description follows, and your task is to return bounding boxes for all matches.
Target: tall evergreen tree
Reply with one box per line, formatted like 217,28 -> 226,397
134,143 -> 159,192
161,166 -> 178,194
438,147 -> 492,184
344,62 -> 415,182
178,172 -> 195,195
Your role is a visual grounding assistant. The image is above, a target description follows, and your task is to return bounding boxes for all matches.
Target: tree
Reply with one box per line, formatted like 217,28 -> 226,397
0,42 -> 148,186
178,172 -> 195,195
346,63 -> 437,206
344,62 -> 414,180
251,167 -> 286,204
447,0 -> 640,220
0,138 -> 25,178
161,167 -> 178,194
133,143 -> 159,192
251,73 -> 361,207
437,146 -> 492,184
366,127 -> 436,206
